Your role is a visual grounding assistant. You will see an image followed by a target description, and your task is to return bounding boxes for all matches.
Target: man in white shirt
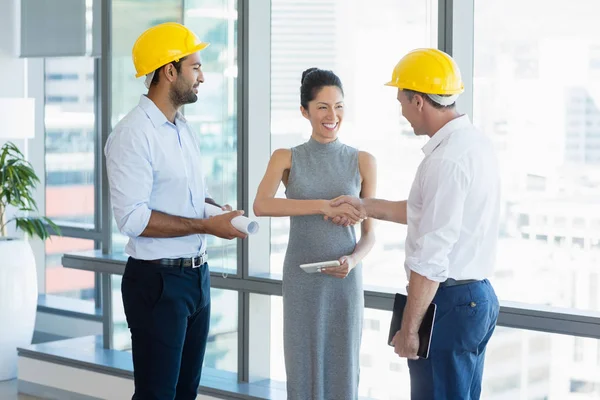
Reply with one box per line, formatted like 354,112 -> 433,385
105,23 -> 246,400
330,48 -> 501,399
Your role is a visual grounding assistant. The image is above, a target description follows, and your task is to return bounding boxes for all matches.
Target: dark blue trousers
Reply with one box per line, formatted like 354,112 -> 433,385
408,279 -> 499,400
121,257 -> 211,400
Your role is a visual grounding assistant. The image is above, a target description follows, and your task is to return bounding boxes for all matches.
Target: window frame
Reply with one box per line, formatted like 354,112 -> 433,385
45,0 -> 600,395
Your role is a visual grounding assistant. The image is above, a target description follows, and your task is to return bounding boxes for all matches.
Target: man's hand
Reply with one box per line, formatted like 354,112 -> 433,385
221,204 -> 233,212
204,210 -> 247,240
391,328 -> 420,360
325,196 -> 366,226
320,255 -> 356,279
322,201 -> 364,225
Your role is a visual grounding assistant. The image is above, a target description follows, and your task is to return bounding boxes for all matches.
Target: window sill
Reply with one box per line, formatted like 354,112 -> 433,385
37,294 -> 102,322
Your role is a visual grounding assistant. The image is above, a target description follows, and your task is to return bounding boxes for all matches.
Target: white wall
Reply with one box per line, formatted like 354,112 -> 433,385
0,0 -> 48,293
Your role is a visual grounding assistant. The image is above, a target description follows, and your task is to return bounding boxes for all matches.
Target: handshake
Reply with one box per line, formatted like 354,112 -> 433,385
324,195 -> 367,227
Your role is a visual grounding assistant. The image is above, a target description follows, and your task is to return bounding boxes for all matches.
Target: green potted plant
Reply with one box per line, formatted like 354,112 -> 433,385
0,142 -> 61,381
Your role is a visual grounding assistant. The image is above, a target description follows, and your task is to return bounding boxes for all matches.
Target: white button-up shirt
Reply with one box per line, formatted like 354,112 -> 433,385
105,95 -> 208,260
405,115 -> 501,282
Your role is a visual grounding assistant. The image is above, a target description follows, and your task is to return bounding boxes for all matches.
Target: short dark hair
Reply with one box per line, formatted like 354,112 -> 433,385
150,56 -> 187,86
403,89 -> 456,110
300,67 -> 344,108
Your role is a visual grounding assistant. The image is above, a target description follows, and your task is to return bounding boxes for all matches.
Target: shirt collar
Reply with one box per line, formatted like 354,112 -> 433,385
421,114 -> 471,156
138,95 -> 187,129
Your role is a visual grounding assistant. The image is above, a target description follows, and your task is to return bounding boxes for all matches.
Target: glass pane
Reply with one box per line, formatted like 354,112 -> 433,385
45,236 -> 95,301
111,1 -> 182,124
110,0 -> 182,254
112,275 -> 238,374
111,275 -> 128,350
184,0 -> 238,274
474,1 -> 600,311
266,300 -> 600,399
482,328 -> 600,399
204,288 -> 238,373
44,57 -> 95,227
110,1 -> 239,275
268,0 -> 437,288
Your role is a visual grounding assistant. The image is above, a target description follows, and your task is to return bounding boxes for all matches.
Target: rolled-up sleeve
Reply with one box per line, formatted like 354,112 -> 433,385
405,159 -> 470,282
105,127 -> 153,238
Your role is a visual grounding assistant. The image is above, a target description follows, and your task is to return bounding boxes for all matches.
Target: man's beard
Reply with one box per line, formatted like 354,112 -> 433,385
170,81 -> 197,107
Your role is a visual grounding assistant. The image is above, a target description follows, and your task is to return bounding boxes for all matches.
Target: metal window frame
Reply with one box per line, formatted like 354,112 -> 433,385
39,57 -> 105,310
55,0 -> 600,394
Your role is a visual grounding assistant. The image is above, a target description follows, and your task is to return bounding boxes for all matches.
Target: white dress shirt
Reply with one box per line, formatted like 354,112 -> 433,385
404,115 -> 501,282
105,95 -> 208,260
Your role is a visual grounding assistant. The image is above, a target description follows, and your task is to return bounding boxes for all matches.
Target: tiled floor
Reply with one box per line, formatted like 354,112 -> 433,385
0,379 -> 43,400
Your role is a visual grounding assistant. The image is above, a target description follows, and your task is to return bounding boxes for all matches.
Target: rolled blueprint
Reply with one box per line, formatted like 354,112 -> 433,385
204,203 -> 259,235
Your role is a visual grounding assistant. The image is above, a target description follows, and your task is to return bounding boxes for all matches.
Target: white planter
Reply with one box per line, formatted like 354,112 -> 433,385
0,238 -> 37,381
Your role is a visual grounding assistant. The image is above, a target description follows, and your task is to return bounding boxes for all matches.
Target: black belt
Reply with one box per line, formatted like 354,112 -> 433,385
440,278 -> 480,287
146,252 -> 208,268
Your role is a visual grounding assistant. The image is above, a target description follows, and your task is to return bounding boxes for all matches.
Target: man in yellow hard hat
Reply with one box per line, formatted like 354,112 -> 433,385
105,22 -> 247,399
330,48 -> 501,399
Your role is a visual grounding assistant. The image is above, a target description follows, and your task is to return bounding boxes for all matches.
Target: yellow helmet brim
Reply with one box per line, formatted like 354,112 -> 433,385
134,42 -> 210,78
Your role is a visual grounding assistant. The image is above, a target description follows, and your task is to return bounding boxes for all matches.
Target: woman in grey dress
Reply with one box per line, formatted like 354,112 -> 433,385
254,68 -> 377,400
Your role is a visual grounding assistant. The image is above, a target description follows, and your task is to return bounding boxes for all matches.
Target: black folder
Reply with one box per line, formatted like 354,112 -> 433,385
387,293 -> 437,359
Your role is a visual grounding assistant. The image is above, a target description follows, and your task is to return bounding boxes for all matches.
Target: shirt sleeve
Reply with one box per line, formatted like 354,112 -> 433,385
405,158 -> 470,282
104,127 -> 153,238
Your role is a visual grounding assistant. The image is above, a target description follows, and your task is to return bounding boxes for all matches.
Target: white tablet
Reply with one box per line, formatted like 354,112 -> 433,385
299,260 -> 341,273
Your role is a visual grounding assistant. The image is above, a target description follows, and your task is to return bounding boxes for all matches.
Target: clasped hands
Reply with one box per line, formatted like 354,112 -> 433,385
323,195 -> 366,227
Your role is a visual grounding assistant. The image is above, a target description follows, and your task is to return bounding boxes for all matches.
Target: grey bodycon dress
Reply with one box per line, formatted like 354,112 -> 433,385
283,137 -> 363,400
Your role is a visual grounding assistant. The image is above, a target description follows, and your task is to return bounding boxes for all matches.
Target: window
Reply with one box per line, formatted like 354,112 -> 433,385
571,380 -> 600,395
44,58 -> 95,227
46,73 -> 79,80
45,236 -> 95,301
574,337 -> 584,362
184,0 -> 238,274
267,0 -> 438,290
44,56 -> 98,303
112,277 -> 238,374
473,0 -> 600,311
110,1 -> 182,255
481,328 -> 600,400
46,96 -> 79,103
253,301 -> 600,400
36,2 -> 600,399
110,1 -> 238,275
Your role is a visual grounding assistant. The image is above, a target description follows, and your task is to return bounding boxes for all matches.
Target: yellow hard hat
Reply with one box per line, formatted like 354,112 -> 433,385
385,48 -> 464,95
132,22 -> 210,78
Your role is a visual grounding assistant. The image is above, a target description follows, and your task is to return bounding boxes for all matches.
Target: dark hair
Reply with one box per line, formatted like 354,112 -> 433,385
300,67 -> 344,109
403,89 -> 456,110
150,56 -> 187,86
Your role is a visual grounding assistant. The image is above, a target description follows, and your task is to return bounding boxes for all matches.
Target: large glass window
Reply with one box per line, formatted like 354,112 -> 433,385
268,0 -> 438,288
482,328 -> 600,400
110,1 -> 238,274
473,0 -> 600,311
45,236 -> 95,300
44,56 -> 97,302
44,57 -> 95,227
203,288 -> 238,373
110,0 -> 183,255
265,299 -> 600,400
112,274 -> 238,374
184,0 -> 238,274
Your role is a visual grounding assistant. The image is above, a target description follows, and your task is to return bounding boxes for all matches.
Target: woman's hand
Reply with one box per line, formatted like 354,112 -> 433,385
322,202 -> 364,225
320,255 -> 357,279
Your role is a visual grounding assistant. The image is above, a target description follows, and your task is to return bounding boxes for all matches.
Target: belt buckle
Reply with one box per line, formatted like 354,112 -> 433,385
192,253 -> 207,268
